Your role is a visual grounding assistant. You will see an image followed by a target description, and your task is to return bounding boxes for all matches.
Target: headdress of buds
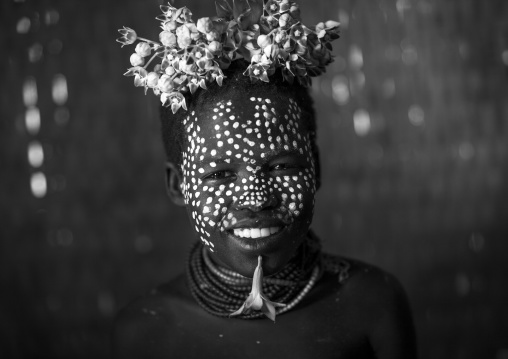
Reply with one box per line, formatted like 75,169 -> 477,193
117,0 -> 340,114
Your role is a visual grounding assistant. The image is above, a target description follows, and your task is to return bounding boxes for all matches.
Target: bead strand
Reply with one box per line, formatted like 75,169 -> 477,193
186,233 -> 323,320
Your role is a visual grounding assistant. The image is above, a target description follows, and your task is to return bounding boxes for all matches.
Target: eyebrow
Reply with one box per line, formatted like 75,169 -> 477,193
196,148 -> 306,167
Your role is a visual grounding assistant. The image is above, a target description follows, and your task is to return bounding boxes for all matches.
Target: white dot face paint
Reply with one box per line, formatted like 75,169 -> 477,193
179,91 -> 317,276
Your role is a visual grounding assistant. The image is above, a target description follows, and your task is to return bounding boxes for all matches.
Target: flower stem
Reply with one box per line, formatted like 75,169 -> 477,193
138,37 -> 161,45
143,52 -> 160,69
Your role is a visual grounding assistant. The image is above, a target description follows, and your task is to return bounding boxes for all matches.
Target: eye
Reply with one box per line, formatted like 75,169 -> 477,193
270,163 -> 298,172
204,170 -> 236,181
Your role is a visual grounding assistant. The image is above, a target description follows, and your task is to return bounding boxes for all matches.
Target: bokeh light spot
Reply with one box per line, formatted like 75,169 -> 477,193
31,172 -> 47,198
408,105 -> 425,126
28,141 -> 44,168
52,74 -> 68,105
353,109 -> 371,136
25,107 -> 41,135
16,17 -> 31,33
332,75 -> 350,105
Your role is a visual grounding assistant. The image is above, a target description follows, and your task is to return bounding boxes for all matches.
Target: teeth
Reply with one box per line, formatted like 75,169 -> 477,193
233,227 -> 281,238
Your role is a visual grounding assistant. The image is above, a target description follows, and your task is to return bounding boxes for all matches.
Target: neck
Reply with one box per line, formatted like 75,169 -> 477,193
186,232 -> 323,320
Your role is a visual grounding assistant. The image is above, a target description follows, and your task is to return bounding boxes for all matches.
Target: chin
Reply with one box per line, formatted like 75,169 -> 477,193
210,235 -> 303,277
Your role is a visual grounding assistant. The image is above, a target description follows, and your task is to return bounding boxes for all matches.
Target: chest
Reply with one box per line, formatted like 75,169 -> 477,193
158,299 -> 372,359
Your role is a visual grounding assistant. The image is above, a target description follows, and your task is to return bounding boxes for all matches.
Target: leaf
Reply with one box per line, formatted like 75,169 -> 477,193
171,102 -> 180,114
215,0 -> 233,19
232,0 -> 250,20
188,81 -> 198,94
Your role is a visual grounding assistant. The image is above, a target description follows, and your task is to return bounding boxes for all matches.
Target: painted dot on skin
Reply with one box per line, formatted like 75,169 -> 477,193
217,141 -> 223,147
250,97 -> 256,101
210,162 -> 216,167
233,122 -> 239,128
211,149 -> 217,156
198,168 -> 204,174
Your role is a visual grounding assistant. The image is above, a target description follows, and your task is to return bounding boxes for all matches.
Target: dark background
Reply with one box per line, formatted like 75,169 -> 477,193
1,0 -> 507,358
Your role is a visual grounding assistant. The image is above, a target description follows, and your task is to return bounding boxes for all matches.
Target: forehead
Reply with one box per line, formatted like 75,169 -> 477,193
182,93 -> 309,162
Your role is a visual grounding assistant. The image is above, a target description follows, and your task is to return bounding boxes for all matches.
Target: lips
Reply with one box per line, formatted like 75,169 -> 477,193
232,227 -> 281,238
224,214 -> 288,252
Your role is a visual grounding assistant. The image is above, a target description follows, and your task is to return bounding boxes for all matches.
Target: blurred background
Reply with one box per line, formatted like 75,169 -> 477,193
1,0 -> 507,358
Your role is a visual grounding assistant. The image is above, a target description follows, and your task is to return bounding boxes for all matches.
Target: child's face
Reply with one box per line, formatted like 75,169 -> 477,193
179,91 -> 317,276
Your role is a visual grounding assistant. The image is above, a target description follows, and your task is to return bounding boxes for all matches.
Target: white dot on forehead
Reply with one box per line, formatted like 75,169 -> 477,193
250,97 -> 256,101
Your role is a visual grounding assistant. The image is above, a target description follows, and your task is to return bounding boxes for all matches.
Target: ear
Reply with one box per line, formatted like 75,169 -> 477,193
165,162 -> 186,206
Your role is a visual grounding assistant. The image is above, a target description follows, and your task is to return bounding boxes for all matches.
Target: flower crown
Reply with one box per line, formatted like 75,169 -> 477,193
117,0 -> 340,114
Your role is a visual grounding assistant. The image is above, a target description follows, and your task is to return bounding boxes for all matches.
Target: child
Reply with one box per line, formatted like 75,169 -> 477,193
114,2 -> 417,358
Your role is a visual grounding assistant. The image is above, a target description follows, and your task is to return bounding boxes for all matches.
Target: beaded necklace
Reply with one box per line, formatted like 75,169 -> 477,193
186,233 -> 323,319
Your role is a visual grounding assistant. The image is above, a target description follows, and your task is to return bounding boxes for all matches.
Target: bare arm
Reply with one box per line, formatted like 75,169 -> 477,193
367,271 -> 417,359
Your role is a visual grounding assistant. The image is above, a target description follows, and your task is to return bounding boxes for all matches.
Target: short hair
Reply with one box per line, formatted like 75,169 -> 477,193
160,60 -> 321,187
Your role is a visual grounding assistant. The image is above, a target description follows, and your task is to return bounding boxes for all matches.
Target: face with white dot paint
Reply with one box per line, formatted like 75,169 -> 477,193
179,89 -> 317,277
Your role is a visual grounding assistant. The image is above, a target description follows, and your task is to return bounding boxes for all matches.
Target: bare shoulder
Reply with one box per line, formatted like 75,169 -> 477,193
317,254 -> 418,359
112,274 -> 190,359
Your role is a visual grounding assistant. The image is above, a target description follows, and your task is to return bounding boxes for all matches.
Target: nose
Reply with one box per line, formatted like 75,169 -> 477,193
234,180 -> 278,212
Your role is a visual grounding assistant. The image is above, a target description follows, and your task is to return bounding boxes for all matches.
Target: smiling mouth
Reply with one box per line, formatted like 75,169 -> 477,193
232,227 -> 281,239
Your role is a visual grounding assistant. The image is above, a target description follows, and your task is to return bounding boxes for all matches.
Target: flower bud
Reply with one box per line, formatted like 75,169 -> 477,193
208,41 -> 222,54
176,25 -> 192,48
160,31 -> 177,47
257,34 -> 271,48
158,75 -> 173,92
165,66 -> 176,76
163,21 -> 178,31
206,30 -> 221,42
130,53 -> 145,66
325,20 -> 340,29
146,72 -> 160,88
290,4 -> 301,19
279,0 -> 290,12
196,17 -> 214,33
279,13 -> 292,28
274,30 -> 287,44
135,42 -> 151,57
